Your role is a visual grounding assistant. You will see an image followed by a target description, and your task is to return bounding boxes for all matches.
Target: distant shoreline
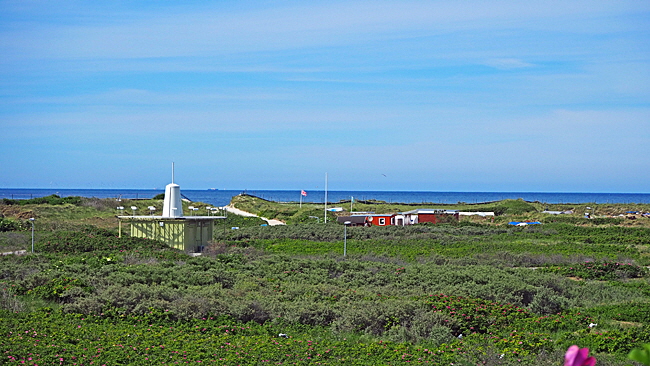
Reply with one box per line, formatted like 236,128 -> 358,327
2,188 -> 650,206
2,187 -> 648,194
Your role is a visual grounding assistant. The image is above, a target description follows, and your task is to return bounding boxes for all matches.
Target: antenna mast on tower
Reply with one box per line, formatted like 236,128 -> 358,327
172,162 -> 175,184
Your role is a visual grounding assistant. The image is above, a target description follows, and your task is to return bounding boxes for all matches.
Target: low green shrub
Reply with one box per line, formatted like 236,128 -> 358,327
540,261 -> 647,280
23,277 -> 91,301
609,280 -> 650,296
2,194 -> 82,206
541,216 -> 625,225
0,217 -> 24,232
559,325 -> 650,354
36,230 -> 168,253
582,303 -> 650,323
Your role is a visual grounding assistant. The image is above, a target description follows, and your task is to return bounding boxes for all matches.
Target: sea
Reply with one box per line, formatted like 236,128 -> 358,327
1,188 -> 649,207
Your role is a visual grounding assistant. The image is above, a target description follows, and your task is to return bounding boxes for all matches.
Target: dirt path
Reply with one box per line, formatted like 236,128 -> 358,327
223,205 -> 286,226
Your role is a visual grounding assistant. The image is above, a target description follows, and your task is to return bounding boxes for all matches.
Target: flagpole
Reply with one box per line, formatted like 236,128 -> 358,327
324,173 -> 328,223
300,191 -> 302,208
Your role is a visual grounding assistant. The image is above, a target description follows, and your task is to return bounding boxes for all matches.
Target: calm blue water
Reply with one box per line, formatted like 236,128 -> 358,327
1,188 -> 649,206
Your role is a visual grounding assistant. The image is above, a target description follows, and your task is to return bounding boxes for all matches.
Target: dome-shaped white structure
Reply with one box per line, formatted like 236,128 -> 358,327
162,182 -> 183,217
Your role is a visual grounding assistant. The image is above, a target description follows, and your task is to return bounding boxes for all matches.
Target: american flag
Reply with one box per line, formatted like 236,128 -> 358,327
301,190 -> 307,196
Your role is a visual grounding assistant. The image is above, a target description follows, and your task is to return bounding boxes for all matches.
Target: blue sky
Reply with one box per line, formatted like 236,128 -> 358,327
1,1 -> 649,192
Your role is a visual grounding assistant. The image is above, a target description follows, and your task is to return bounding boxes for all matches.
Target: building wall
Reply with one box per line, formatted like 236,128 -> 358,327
418,213 -> 439,224
366,216 -> 393,226
402,213 -> 459,225
130,220 -> 214,252
393,215 -> 405,226
185,221 -> 214,252
130,221 -> 186,250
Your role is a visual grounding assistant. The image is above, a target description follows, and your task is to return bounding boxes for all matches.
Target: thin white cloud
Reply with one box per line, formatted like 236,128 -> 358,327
3,0 -> 648,60
1,0 -> 649,191
483,58 -> 535,70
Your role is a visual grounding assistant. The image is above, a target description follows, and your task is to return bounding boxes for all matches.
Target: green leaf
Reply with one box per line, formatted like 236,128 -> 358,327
628,344 -> 650,366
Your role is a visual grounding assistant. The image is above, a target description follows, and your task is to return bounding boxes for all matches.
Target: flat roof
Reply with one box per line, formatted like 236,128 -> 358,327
117,215 -> 225,220
402,209 -> 459,215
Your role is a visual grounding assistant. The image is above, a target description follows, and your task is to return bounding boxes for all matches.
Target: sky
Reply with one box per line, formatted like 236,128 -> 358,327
1,1 -> 649,192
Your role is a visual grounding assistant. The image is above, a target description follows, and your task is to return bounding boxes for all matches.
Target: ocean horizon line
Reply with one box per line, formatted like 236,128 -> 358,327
2,187 -> 649,195
2,188 -> 650,206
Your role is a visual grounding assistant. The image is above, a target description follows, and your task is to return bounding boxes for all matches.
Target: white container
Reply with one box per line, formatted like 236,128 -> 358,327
162,183 -> 183,217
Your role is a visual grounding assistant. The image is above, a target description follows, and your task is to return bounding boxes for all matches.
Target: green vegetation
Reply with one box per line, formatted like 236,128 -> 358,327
1,196 -> 650,365
539,261 -> 647,280
230,194 -> 340,224
230,194 -> 547,224
214,222 -> 650,265
35,226 -> 168,253
231,194 -> 650,227
0,217 -> 26,232
2,194 -> 82,206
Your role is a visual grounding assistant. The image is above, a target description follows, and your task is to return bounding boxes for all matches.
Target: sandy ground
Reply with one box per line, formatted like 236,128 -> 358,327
223,205 -> 285,226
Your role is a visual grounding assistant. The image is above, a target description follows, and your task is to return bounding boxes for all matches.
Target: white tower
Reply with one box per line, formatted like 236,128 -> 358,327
162,163 -> 183,218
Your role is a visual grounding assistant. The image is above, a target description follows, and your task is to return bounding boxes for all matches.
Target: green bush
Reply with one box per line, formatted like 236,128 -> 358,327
559,325 -> 650,354
540,261 -> 647,280
36,230 -> 168,253
24,277 -> 91,301
582,303 -> 650,323
0,218 -> 24,232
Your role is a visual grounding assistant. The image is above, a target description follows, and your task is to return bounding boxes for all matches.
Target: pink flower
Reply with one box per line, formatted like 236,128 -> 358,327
565,345 -> 596,366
